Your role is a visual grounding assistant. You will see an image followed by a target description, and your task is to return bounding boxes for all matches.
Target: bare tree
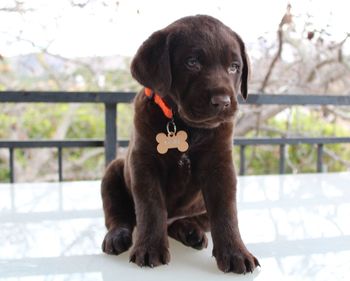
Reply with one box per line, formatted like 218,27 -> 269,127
0,2 -> 349,181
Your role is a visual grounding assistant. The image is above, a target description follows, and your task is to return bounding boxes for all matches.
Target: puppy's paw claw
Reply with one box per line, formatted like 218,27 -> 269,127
213,246 -> 259,274
129,243 -> 170,268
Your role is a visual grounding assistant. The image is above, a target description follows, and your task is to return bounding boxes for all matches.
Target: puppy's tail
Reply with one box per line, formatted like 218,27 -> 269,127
101,159 -> 135,229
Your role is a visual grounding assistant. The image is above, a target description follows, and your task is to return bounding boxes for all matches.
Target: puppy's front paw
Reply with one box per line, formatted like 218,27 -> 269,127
102,227 -> 132,255
129,242 -> 170,268
182,228 -> 208,250
213,245 -> 260,274
168,220 -> 208,250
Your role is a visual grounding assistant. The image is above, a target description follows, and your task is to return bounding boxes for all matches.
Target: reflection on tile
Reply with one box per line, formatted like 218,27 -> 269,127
0,173 -> 350,281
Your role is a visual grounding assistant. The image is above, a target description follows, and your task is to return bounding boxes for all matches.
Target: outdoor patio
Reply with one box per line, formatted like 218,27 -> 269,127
1,172 -> 349,281
1,1 -> 350,280
1,92 -> 349,280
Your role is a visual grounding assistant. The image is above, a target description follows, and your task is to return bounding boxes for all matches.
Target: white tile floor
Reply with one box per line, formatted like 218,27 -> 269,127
0,172 -> 350,280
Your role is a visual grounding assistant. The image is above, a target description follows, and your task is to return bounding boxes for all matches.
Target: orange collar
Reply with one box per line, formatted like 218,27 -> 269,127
144,88 -> 173,119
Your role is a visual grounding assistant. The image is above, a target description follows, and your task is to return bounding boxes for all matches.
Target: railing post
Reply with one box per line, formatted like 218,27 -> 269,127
279,144 -> 286,174
317,144 -> 324,173
239,145 -> 246,176
104,102 -> 117,166
9,148 -> 14,183
58,147 -> 63,181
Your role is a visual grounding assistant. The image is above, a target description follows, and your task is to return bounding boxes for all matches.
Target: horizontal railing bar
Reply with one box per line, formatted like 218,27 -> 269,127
234,137 -> 350,145
0,139 -> 130,148
0,139 -> 129,148
118,140 -> 129,147
1,91 -> 350,105
240,94 -> 350,105
0,91 -> 135,103
0,137 -> 349,149
0,140 -> 104,148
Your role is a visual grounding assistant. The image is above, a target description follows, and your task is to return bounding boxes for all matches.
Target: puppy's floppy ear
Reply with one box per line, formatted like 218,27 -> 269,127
240,50 -> 250,100
235,34 -> 250,100
131,30 -> 171,97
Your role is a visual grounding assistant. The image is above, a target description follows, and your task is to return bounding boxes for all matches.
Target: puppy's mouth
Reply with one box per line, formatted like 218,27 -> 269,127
177,107 -> 235,129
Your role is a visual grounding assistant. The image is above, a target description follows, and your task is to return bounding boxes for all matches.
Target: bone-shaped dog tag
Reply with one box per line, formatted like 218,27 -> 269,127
156,130 -> 189,154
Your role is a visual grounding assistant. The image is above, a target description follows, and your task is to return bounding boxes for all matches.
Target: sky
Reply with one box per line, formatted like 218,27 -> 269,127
0,0 -> 349,58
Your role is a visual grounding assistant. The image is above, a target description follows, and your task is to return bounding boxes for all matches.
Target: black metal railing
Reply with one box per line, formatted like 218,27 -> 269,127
1,91 -> 350,182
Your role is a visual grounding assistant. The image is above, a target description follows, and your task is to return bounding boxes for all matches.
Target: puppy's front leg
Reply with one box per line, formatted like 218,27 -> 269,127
128,153 -> 170,267
201,151 -> 259,274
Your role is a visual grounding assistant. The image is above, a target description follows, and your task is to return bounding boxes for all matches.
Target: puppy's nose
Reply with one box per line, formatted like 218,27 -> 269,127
210,95 -> 231,110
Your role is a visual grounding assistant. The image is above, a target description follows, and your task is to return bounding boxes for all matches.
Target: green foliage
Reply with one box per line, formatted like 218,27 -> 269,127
239,107 -> 350,175
117,104 -> 133,139
0,114 -> 16,138
24,104 -> 66,138
61,148 -> 105,181
66,104 -> 105,139
1,54 -> 349,182
1,101 -> 350,182
0,160 -> 9,181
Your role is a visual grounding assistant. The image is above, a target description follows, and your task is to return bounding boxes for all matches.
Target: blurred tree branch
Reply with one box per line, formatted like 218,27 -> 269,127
0,1 -> 34,13
70,0 -> 91,8
259,3 -> 292,92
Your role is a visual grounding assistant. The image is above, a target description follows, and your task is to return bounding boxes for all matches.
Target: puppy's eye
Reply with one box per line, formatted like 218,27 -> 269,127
228,62 -> 240,74
185,57 -> 201,70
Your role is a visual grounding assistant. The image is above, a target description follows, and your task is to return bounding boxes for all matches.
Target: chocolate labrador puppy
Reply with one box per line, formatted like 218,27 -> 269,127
101,15 -> 259,274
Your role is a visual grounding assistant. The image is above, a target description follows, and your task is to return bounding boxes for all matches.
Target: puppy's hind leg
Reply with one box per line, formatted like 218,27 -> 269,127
101,159 -> 135,255
168,213 -> 210,250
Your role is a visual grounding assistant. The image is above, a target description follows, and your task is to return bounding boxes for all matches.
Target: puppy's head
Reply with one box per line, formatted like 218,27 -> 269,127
131,15 -> 249,128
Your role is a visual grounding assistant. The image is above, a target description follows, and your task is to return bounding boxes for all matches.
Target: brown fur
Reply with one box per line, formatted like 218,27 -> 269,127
101,15 -> 259,273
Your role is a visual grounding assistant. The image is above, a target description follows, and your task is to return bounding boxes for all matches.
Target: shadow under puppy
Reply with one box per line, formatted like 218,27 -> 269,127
101,14 -> 259,274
